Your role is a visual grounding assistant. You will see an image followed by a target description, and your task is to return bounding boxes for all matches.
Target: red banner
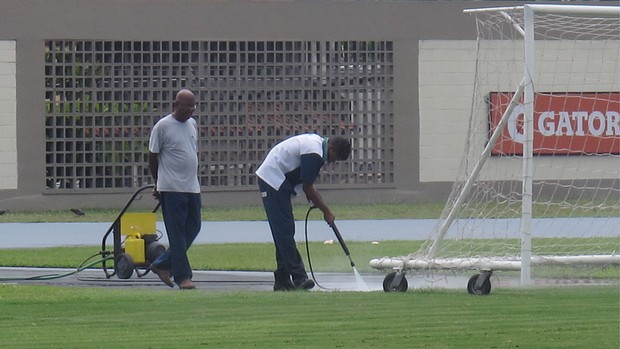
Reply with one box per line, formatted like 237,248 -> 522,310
489,92 -> 620,155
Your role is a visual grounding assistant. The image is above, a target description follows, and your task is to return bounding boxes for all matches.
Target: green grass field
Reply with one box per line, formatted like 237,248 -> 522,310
0,202 -> 447,222
0,202 -> 618,348
0,284 -> 617,349
0,240 -> 618,348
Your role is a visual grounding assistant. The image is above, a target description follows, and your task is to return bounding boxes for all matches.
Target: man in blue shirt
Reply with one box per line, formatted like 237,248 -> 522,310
256,134 -> 352,291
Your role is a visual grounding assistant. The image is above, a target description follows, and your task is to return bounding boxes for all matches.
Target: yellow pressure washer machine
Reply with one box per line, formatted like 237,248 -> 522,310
100,185 -> 166,279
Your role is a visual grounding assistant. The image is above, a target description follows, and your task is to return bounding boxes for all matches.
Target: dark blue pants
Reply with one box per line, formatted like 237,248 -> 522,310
152,191 -> 201,285
258,178 -> 308,283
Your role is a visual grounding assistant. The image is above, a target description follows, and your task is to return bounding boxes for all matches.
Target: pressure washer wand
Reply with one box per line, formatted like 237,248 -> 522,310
329,222 -> 356,267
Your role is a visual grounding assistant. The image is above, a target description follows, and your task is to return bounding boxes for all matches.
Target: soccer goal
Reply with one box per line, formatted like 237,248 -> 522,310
370,4 -> 620,294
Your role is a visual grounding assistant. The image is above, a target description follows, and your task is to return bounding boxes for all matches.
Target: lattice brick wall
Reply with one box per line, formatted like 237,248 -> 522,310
44,40 -> 394,190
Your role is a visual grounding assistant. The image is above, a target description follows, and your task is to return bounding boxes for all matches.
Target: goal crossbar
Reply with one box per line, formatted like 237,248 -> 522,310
464,4 -> 620,17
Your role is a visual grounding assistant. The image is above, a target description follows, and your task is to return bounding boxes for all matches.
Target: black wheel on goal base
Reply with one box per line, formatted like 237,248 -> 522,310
467,273 -> 492,295
383,271 -> 408,292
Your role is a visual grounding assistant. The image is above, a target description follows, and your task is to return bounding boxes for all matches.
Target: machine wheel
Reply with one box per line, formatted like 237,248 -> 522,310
383,271 -> 408,292
146,242 -> 166,263
115,253 -> 134,279
467,274 -> 492,295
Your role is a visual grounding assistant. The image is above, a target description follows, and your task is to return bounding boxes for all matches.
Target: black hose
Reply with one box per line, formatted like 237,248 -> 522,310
304,206 -> 329,290
303,206 -> 359,289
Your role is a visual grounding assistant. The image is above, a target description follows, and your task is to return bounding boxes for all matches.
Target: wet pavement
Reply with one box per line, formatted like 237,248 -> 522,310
0,266 -> 390,292
1,265 -> 616,293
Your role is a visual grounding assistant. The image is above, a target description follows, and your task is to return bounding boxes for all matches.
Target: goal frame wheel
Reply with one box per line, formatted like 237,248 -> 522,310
467,273 -> 492,295
382,271 -> 408,292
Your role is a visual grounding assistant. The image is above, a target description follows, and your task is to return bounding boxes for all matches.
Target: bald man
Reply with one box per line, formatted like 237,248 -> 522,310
148,89 -> 201,290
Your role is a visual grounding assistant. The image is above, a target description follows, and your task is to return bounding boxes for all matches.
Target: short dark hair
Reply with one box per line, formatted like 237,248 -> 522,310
330,137 -> 352,161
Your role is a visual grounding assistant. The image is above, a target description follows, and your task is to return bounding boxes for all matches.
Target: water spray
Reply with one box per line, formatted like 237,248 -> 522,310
304,206 -> 370,291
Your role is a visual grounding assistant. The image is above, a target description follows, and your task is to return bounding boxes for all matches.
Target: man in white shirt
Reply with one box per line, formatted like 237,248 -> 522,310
256,133 -> 352,291
148,89 -> 201,290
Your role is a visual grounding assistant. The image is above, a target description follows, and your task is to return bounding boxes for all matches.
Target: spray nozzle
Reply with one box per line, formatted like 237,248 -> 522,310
330,222 -> 355,267
306,206 -> 356,267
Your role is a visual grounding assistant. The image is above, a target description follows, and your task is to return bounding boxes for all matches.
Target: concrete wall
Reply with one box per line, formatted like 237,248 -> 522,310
0,0 -> 610,211
419,39 -> 619,183
0,40 -> 17,190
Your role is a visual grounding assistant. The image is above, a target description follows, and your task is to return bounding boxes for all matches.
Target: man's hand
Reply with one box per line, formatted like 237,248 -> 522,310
323,210 -> 335,227
303,182 -> 334,226
152,185 -> 160,200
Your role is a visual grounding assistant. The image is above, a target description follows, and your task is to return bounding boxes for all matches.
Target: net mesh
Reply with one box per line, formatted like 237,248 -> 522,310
373,6 -> 619,278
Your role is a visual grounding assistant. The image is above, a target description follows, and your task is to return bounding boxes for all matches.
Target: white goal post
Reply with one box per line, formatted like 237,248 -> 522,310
370,4 -> 620,287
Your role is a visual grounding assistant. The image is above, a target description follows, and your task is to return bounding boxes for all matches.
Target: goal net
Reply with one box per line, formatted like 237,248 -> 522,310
370,4 -> 620,285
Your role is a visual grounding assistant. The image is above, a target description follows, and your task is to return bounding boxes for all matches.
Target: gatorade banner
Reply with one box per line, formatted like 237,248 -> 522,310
489,92 -> 620,155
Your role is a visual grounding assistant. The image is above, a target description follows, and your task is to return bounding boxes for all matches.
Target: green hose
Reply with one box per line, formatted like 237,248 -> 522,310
0,253 -> 114,281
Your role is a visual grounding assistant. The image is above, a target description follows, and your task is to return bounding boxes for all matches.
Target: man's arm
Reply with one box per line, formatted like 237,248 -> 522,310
303,182 -> 335,226
148,151 -> 159,180
299,152 -> 334,224
148,151 -> 159,197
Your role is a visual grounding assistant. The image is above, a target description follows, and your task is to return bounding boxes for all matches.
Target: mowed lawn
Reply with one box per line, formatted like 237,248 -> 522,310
1,203 -> 618,348
0,284 -> 617,349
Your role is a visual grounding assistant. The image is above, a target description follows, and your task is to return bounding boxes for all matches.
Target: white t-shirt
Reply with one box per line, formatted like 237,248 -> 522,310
148,114 -> 200,193
256,133 -> 325,191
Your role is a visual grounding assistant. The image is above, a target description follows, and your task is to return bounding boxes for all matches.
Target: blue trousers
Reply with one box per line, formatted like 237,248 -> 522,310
152,192 -> 201,285
258,178 -> 308,283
